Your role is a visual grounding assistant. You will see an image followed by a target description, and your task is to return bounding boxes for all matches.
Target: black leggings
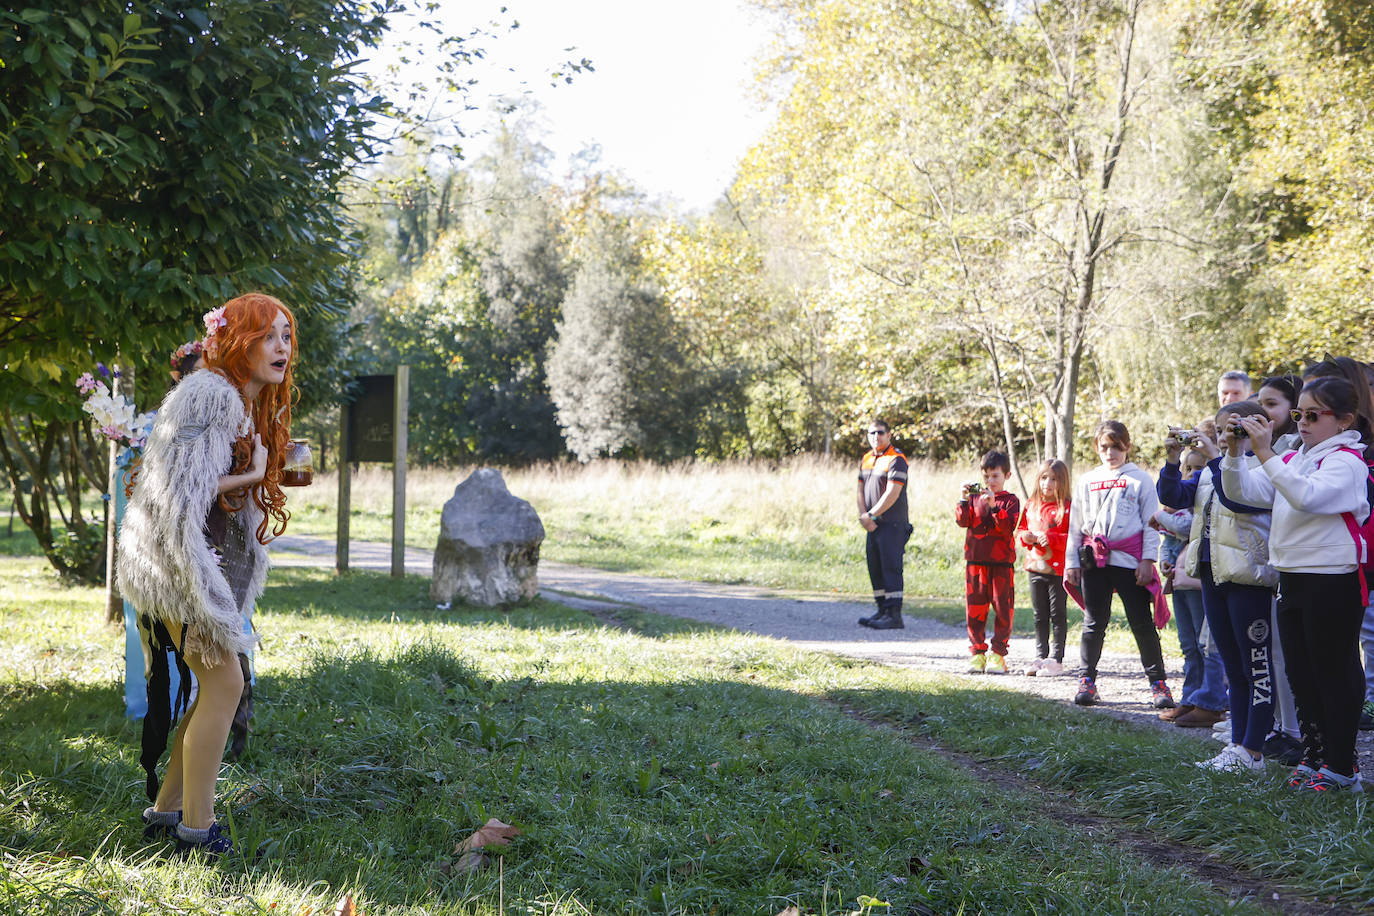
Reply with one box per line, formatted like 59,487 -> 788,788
1027,571 -> 1067,662
1276,571 -> 1365,777
1079,565 -> 1166,682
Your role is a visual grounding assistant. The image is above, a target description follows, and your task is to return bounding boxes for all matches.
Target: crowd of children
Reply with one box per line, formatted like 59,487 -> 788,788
951,359 -> 1374,793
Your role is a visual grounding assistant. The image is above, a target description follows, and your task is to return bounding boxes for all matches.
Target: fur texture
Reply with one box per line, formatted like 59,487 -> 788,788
117,369 -> 267,667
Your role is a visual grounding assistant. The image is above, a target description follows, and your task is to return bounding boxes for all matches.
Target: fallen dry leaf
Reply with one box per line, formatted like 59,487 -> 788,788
443,851 -> 489,875
333,895 -> 357,916
775,907 -> 802,916
454,818 -> 521,854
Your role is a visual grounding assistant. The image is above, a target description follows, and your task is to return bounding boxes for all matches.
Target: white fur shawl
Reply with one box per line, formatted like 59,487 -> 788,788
117,369 -> 267,667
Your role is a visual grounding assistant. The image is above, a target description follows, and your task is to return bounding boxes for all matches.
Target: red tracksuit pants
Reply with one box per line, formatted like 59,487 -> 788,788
966,563 -> 1016,656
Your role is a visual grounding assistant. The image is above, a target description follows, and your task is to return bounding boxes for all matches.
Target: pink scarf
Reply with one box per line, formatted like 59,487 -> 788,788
1064,532 -> 1171,628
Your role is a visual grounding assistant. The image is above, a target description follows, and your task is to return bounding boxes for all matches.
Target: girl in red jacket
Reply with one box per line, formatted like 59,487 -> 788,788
1017,459 -> 1072,676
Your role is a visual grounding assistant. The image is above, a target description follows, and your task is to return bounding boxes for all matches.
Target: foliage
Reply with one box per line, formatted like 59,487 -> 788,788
362,128 -> 568,463
548,183 -> 691,461
0,0 -> 451,573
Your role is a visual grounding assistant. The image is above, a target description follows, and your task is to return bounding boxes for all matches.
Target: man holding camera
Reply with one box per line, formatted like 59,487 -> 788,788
857,419 -> 913,630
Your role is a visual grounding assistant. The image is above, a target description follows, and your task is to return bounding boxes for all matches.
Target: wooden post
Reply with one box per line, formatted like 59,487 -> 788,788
337,403 -> 350,575
391,365 -> 409,578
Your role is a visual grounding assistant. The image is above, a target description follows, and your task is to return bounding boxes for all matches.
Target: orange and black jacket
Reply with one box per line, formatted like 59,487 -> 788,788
859,445 -> 909,527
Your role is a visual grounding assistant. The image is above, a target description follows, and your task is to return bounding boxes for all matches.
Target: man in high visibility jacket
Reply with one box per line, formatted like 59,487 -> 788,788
857,418 -> 914,629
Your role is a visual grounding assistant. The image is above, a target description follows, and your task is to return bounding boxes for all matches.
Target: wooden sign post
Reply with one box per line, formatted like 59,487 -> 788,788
336,367 -> 409,576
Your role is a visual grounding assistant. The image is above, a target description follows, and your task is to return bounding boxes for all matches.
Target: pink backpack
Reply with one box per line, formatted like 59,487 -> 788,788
1281,447 -> 1374,603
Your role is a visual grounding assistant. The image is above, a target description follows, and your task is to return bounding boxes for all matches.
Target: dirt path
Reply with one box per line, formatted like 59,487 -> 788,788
269,533 -> 1219,738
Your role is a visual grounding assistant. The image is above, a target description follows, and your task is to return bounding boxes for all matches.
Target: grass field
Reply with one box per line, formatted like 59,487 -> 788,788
287,459 -> 980,599
3,546 -> 1371,915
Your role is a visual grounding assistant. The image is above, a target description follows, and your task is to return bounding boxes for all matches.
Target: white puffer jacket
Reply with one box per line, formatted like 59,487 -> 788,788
1220,430 -> 1371,574
1183,461 -> 1277,588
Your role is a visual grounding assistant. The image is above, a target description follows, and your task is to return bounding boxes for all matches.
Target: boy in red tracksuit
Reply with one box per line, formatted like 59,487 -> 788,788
955,450 -> 1021,674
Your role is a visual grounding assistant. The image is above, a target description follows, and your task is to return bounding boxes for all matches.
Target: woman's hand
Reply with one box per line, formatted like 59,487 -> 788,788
247,434 -> 267,483
1135,559 -> 1156,588
1065,567 -> 1082,588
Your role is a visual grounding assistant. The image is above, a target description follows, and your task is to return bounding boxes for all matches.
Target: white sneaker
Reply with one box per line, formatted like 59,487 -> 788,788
1024,657 -> 1046,677
1038,658 -> 1064,677
1211,718 -> 1231,743
1196,744 -> 1265,774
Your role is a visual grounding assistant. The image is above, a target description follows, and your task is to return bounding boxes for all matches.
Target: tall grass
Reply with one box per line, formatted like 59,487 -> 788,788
287,458 -> 975,598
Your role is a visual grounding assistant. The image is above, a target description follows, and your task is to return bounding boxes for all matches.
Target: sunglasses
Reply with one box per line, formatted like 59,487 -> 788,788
1290,408 -> 1336,424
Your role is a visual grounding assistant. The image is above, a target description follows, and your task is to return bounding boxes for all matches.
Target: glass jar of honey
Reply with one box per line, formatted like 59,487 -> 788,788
281,438 -> 314,487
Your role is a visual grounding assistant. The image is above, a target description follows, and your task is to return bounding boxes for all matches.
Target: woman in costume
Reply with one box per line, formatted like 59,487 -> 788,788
118,292 -> 296,855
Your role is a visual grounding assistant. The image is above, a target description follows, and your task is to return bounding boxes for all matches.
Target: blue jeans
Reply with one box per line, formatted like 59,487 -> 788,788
1172,587 -> 1226,712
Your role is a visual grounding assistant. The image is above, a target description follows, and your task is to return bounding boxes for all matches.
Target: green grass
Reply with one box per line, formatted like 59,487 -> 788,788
285,459 -> 972,599
1,555 -> 1365,914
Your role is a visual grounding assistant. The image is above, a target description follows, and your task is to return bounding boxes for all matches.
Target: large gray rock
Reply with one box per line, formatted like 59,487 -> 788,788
431,469 -> 545,607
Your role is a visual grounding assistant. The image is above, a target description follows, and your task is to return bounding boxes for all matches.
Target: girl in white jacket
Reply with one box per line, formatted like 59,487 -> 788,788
1065,420 -> 1174,709
1222,374 -> 1373,793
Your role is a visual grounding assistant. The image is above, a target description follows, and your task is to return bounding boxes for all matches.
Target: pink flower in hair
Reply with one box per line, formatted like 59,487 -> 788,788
203,306 -> 228,337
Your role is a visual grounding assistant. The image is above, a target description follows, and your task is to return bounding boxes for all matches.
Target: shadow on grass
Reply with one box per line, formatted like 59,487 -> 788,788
2,628 -> 1369,914
0,642 -> 1300,916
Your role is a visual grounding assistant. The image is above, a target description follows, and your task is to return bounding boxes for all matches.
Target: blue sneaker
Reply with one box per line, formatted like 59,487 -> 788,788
141,807 -> 181,840
174,822 -> 235,857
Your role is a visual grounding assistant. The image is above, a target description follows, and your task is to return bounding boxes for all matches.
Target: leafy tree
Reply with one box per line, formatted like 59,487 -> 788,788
364,127 -> 569,463
0,0 -> 426,576
549,180 -> 691,461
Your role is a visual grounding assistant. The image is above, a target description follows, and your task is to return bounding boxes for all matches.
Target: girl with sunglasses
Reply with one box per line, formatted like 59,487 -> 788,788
1221,372 -> 1373,792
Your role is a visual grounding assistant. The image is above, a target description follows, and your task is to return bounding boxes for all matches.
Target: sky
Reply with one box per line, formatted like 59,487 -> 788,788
371,0 -> 779,212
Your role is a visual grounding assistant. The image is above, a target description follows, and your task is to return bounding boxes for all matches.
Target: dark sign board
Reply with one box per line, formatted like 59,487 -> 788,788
345,374 -> 395,462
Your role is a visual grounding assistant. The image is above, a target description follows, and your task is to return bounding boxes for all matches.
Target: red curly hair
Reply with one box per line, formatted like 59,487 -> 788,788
205,292 -> 297,542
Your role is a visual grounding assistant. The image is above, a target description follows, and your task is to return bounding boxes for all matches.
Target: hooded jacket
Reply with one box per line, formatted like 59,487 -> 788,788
117,369 -> 267,667
1065,461 -> 1159,571
1219,430 -> 1371,574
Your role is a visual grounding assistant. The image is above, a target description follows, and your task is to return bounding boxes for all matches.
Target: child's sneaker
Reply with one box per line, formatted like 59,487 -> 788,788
1286,762 -> 1320,789
174,822 -> 235,857
1073,677 -> 1098,706
1300,766 -> 1364,794
967,652 -> 986,674
141,807 -> 181,840
1038,658 -> 1064,677
1196,744 -> 1265,774
1150,680 -> 1176,710
1024,657 -> 1046,677
985,652 -> 1007,675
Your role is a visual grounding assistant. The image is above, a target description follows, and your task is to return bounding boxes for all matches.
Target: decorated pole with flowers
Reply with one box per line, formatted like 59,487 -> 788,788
76,366 -> 156,622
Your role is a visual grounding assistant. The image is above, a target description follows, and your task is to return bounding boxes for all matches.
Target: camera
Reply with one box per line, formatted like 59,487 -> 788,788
1077,544 -> 1097,569
1170,427 -> 1201,447
965,482 -> 983,496
1227,418 -> 1249,439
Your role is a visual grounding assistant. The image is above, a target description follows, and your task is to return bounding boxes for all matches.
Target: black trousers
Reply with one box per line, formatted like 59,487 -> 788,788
1276,570 -> 1365,777
865,522 -> 914,606
1028,571 -> 1068,662
1078,565 -> 1166,682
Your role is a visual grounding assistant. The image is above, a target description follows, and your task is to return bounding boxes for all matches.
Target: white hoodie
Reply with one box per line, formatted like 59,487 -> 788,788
1065,461 -> 1159,570
1219,429 -> 1371,573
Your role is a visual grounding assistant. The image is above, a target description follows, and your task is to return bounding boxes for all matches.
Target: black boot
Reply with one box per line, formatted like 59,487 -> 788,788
867,601 -> 905,630
858,603 -> 885,627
